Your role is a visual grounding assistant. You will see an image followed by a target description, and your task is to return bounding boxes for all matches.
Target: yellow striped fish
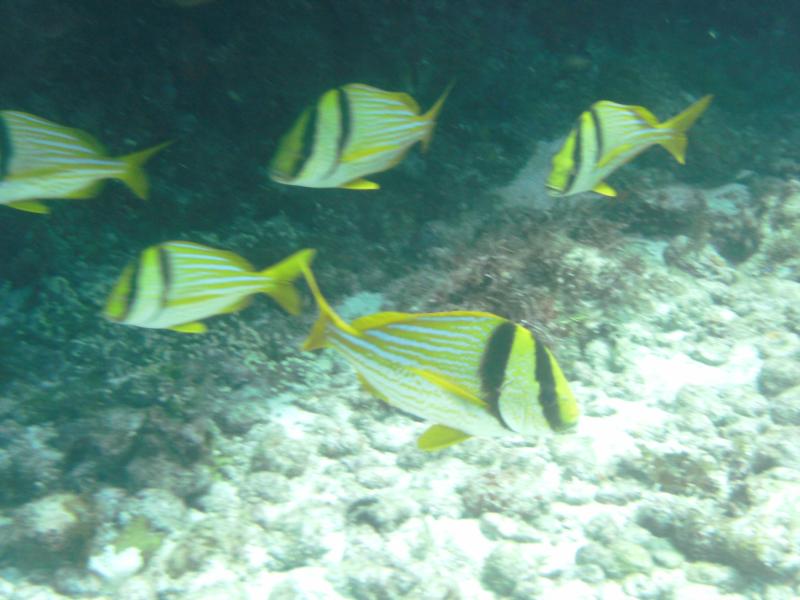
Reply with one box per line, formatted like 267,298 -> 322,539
269,83 -> 453,190
0,110 -> 171,214
301,266 -> 578,451
104,242 -> 315,333
546,95 -> 712,198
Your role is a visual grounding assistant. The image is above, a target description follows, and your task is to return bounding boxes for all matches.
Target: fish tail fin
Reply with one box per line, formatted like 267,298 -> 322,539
301,263 -> 358,351
118,140 -> 174,199
258,248 -> 317,316
420,80 -> 455,152
659,95 -> 713,164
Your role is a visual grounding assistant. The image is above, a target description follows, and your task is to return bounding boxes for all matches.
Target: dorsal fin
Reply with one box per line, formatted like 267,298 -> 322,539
389,91 -> 421,114
351,311 -> 416,331
301,264 -> 359,350
628,105 -> 660,127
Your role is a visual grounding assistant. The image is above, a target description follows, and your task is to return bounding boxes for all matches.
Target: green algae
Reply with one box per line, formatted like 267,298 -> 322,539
113,517 -> 164,561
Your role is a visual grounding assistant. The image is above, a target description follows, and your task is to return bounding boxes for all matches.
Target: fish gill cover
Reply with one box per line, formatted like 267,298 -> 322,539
0,0 -> 800,598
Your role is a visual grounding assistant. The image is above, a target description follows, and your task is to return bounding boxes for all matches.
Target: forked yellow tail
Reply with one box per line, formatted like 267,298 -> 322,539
420,81 -> 455,152
259,248 -> 316,316
659,95 -> 713,164
119,140 -> 174,199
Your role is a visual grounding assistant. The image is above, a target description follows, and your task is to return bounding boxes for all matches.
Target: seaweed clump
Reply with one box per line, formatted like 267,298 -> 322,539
402,205 -> 658,360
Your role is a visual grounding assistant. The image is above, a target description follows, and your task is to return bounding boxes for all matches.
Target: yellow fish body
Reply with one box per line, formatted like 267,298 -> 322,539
269,83 -> 452,190
301,266 -> 578,450
0,111 -> 170,214
546,95 -> 712,198
104,242 -> 315,333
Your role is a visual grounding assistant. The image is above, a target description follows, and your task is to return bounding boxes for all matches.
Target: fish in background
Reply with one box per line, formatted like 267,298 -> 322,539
0,111 -> 171,214
546,94 -> 713,198
269,82 -> 453,190
300,264 -> 579,450
104,242 -> 315,333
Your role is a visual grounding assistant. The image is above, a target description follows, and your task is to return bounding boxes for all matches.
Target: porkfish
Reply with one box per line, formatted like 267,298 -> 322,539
546,95 -> 712,198
269,82 -> 453,190
0,110 -> 170,214
300,265 -> 579,450
104,242 -> 315,333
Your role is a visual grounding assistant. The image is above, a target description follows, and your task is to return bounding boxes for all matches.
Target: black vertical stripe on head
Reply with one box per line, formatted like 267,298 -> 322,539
287,105 -> 318,180
119,259 -> 142,323
589,107 -> 604,163
157,247 -> 172,311
0,115 -> 12,179
479,321 -> 516,430
564,123 -> 582,194
534,337 -> 562,430
335,87 -> 353,165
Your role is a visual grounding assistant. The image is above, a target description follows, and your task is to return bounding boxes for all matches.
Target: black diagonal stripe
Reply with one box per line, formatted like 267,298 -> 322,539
157,246 -> 172,311
119,258 -> 141,323
563,123 -> 582,194
479,321 -> 516,430
335,87 -> 353,165
0,115 -> 12,180
589,107 -> 604,163
285,105 -> 318,181
534,337 -> 562,430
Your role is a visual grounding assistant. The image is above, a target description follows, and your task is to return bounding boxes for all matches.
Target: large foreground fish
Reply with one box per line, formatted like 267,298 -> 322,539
105,242 -> 315,333
269,83 -> 452,190
0,110 -> 170,214
301,265 -> 579,450
546,95 -> 712,198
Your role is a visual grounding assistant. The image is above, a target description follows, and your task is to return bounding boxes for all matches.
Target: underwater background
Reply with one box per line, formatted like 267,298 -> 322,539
2,0 -> 800,598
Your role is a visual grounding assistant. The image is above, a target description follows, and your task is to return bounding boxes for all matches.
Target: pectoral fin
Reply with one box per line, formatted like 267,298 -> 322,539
411,368 -> 487,408
8,200 -> 50,214
342,146 -> 396,163
169,322 -> 207,334
595,144 -> 633,169
340,178 -> 380,190
356,373 -> 391,403
592,181 -> 617,197
417,424 -> 471,451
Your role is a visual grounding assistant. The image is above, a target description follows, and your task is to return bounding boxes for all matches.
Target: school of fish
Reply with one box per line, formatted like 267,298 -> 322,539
1,77 -> 715,448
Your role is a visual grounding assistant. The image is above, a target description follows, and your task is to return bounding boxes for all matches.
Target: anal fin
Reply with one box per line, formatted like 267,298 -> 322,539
418,424 -> 471,451
169,322 -> 207,334
340,178 -> 380,190
592,181 -> 617,197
